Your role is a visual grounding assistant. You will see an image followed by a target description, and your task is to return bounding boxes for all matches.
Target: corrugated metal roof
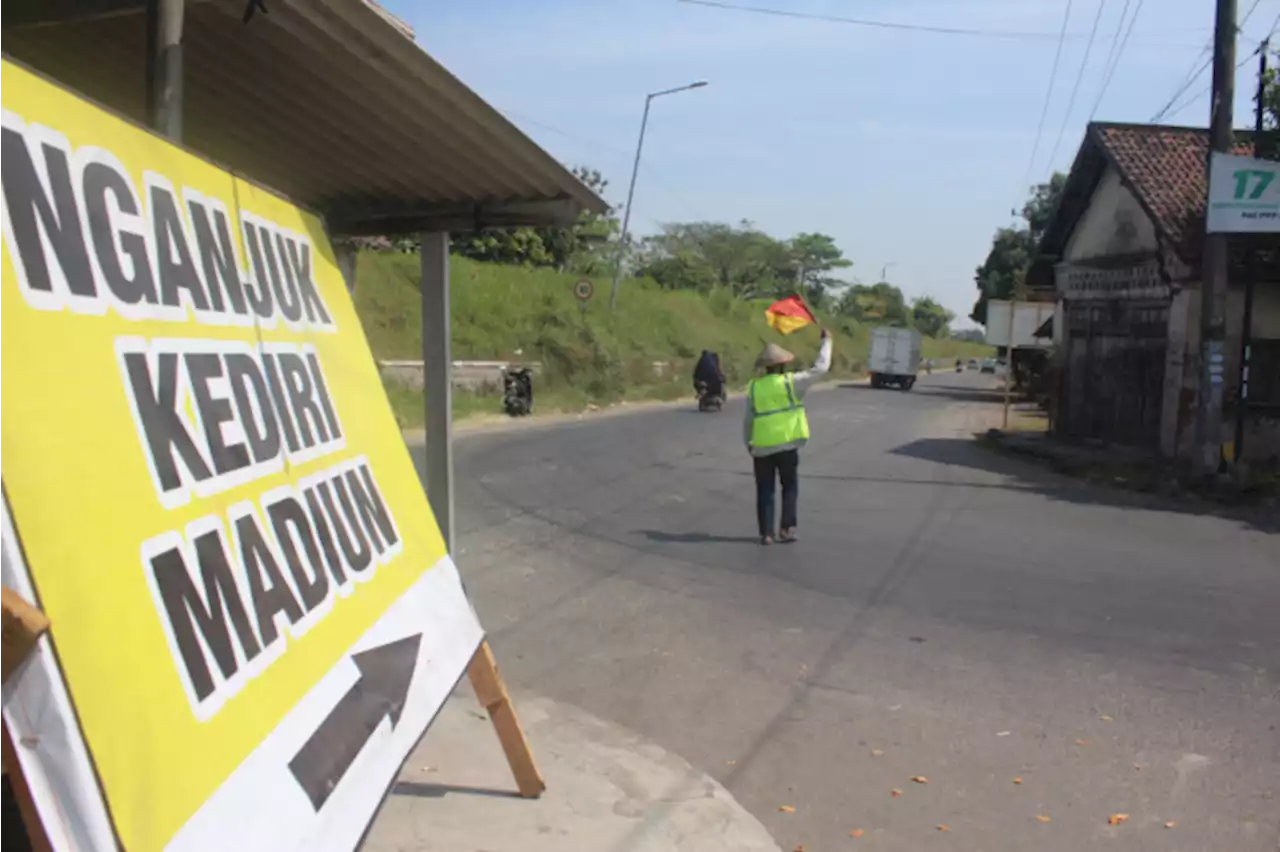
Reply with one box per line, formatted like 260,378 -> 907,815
360,0 -> 414,39
3,0 -> 606,234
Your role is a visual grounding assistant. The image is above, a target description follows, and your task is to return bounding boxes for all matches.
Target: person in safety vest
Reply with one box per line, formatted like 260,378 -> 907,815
744,328 -> 832,545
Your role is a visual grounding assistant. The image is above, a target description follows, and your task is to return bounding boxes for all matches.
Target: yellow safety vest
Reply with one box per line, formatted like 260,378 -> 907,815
748,373 -> 810,448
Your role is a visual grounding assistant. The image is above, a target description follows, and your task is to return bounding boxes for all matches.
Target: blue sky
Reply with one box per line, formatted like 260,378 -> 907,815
384,0 -> 1278,327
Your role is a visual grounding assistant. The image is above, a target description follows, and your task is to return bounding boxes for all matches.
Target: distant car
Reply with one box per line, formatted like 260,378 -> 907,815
966,358 -> 979,370
980,358 -> 997,374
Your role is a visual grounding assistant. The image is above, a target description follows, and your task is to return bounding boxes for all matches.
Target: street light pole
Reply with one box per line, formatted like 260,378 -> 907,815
609,81 -> 708,312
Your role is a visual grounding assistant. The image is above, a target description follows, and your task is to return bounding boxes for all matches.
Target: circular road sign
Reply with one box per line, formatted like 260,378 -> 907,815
573,279 -> 594,302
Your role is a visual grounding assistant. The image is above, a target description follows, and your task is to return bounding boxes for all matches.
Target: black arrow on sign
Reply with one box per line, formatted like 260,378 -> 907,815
288,634 -> 422,810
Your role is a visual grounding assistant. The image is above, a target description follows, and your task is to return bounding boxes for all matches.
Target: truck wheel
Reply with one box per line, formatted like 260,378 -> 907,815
902,378 -> 915,391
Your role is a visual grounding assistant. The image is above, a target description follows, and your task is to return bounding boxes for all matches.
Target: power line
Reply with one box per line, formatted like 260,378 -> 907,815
1094,0 -> 1133,96
1151,0 -> 1265,121
497,108 -> 712,222
677,0 -> 1199,42
1019,0 -> 1076,206
1151,53 -> 1212,121
1047,0 -> 1109,167
1089,0 -> 1143,120
1162,40 -> 1266,122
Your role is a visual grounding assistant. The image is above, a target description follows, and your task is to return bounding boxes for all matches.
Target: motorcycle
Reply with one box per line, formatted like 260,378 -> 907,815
694,379 -> 724,413
502,366 -> 533,417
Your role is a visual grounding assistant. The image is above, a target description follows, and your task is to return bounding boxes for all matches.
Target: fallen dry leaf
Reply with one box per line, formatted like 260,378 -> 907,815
1075,739 -> 1091,746
726,760 -> 737,766
910,775 -> 929,784
1100,714 -> 1114,722
1012,777 -> 1024,785
1164,820 -> 1177,829
778,805 -> 796,814
1035,815 -> 1052,823
849,829 -> 865,838
891,788 -> 904,798
793,846 -> 806,852
1133,764 -> 1144,771
870,749 -> 885,757
936,824 -> 951,832
1108,813 -> 1130,826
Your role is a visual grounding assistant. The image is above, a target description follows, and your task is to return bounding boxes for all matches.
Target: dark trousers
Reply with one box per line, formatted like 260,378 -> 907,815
753,449 -> 799,536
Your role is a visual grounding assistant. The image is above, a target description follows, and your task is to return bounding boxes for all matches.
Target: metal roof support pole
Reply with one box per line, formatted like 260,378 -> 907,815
145,0 -> 184,141
335,242 -> 359,295
420,231 -> 454,549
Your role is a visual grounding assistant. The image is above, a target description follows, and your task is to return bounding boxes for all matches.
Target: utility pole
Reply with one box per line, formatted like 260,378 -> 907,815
1233,38 -> 1269,463
1194,0 -> 1236,474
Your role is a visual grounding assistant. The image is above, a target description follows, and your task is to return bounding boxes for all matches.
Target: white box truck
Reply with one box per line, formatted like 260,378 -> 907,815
867,327 -> 922,390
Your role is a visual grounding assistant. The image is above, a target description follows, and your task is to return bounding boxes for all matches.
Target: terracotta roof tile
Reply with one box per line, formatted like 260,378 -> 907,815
1091,123 -> 1255,264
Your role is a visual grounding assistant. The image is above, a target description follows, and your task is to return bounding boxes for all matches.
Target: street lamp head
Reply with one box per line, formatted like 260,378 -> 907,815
649,81 -> 710,99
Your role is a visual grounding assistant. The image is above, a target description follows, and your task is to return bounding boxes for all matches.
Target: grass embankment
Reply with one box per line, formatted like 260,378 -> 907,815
352,250 -> 993,425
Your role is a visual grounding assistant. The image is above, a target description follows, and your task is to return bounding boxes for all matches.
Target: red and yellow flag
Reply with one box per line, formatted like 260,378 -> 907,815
764,295 -> 817,335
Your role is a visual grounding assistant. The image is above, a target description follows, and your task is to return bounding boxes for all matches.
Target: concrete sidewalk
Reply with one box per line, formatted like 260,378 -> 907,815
363,688 -> 780,852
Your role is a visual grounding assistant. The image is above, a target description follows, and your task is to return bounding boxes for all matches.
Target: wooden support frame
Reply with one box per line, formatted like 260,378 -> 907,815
466,641 -> 545,798
418,233 -> 543,799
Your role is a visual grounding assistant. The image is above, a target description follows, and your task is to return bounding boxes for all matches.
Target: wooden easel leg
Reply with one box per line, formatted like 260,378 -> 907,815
466,640 -> 545,798
2,721 -> 54,852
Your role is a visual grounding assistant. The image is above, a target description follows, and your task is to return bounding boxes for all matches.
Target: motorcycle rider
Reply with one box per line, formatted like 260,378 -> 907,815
693,350 -> 725,403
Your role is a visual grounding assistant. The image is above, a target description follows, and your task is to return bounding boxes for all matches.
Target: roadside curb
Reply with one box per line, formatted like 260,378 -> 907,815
363,690 -> 782,852
402,377 -> 868,444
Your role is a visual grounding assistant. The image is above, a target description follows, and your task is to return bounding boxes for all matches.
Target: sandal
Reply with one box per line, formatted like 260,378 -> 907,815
779,528 -> 798,543
760,535 -> 774,546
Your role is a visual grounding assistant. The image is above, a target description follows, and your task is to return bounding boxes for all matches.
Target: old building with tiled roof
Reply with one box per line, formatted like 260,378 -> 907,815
1032,122 -> 1279,464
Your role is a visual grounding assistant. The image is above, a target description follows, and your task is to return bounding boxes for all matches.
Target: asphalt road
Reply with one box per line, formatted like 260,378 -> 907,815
430,371 -> 1280,851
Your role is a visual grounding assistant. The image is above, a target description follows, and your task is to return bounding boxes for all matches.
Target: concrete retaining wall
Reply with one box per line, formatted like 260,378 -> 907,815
380,360 -> 677,391
379,360 -> 543,392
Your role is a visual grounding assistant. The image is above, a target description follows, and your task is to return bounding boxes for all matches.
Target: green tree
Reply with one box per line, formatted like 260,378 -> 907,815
450,165 -> 619,270
1021,171 -> 1068,237
788,232 -> 853,309
970,172 -> 1065,325
910,296 -> 955,338
638,220 -> 798,300
970,227 -> 1037,325
837,281 -> 910,326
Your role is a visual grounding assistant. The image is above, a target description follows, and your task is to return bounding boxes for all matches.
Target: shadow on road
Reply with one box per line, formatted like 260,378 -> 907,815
837,381 -> 1011,404
391,781 -> 520,800
891,437 -> 1280,534
635,529 -> 758,545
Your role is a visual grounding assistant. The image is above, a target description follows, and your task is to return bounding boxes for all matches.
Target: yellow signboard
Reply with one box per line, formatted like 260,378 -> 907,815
1,60 -> 482,851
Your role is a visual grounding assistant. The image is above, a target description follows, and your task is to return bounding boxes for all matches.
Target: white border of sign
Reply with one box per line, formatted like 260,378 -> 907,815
167,556 -> 481,852
1207,152 -> 1280,234
573,280 -> 594,302
3,477 -> 484,852
2,494 -> 120,851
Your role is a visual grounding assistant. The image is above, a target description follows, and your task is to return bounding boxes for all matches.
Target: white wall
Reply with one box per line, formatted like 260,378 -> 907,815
1064,168 -> 1159,261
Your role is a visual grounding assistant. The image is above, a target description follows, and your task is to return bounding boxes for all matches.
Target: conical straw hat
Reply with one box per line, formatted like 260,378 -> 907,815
756,342 -> 796,369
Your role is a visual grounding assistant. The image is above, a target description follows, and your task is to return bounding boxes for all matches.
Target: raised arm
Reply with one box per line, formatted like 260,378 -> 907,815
791,330 -> 833,397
